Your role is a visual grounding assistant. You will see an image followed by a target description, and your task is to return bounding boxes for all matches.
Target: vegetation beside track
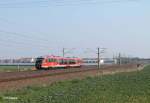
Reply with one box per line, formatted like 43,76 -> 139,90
0,65 -> 150,103
0,65 -> 34,72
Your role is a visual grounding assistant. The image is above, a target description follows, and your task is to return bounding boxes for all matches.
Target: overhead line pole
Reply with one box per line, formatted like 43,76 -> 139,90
119,53 -> 121,65
63,48 -> 65,57
97,47 -> 100,69
97,47 -> 107,69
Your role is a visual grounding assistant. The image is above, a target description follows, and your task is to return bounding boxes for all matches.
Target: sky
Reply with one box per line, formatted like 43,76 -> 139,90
0,0 -> 150,58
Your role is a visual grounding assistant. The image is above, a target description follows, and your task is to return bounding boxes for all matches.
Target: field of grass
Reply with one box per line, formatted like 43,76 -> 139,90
0,65 -> 34,72
0,65 -> 150,103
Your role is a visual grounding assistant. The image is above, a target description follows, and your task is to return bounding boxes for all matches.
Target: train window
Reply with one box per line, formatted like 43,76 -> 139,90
69,60 -> 72,64
70,59 -> 76,64
69,60 -> 71,64
53,59 -> 57,62
51,59 -> 54,62
48,58 -> 55,62
58,59 -> 63,64
48,58 -> 56,62
84,61 -> 88,63
92,61 -> 95,63
36,58 -> 44,62
64,60 -> 67,64
67,60 -> 70,64
48,58 -> 52,62
69,60 -> 75,64
73,60 -> 76,64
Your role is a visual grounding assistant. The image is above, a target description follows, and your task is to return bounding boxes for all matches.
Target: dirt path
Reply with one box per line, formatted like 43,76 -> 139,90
0,65 -> 144,92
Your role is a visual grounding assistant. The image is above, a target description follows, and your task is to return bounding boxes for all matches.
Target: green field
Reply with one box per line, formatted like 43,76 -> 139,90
0,65 -> 34,72
0,65 -> 150,103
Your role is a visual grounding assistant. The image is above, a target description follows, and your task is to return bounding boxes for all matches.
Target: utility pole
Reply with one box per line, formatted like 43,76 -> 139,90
18,63 -> 20,71
85,47 -> 106,69
97,47 -> 100,69
97,47 -> 106,69
118,53 -> 121,65
63,48 -> 65,57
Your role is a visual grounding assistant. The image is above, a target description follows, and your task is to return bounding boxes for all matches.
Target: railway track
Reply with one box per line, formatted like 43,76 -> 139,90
0,64 -> 137,83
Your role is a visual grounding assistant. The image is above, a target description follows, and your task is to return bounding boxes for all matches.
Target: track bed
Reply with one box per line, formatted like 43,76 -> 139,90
0,64 -> 136,83
0,64 -> 141,91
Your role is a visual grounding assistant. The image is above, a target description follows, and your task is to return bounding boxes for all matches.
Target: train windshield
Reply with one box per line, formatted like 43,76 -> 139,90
35,58 -> 44,69
36,58 -> 44,62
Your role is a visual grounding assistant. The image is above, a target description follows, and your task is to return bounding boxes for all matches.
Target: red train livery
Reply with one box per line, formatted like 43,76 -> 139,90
35,55 -> 82,69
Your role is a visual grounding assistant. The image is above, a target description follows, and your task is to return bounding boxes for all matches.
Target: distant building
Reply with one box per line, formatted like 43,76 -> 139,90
82,58 -> 116,65
0,57 -> 36,65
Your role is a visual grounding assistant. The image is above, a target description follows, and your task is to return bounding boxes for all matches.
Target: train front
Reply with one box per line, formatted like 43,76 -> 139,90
35,57 -> 44,69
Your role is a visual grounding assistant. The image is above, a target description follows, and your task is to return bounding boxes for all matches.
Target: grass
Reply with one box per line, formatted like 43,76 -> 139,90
0,65 -> 150,103
0,65 -> 34,72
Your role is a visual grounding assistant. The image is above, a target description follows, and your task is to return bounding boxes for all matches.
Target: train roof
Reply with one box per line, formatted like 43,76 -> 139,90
37,55 -> 81,60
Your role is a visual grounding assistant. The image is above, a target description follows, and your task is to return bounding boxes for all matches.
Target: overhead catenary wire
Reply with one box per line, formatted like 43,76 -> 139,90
0,0 -> 48,6
0,17 -> 57,51
0,0 -> 49,8
0,38 -> 52,49
0,0 -> 139,8
0,41 -> 54,57
0,41 -> 51,58
0,16 -> 53,43
0,30 -> 53,49
0,30 -> 53,46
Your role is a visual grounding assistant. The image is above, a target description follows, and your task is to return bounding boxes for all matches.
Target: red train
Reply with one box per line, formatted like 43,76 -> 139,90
35,55 -> 82,70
